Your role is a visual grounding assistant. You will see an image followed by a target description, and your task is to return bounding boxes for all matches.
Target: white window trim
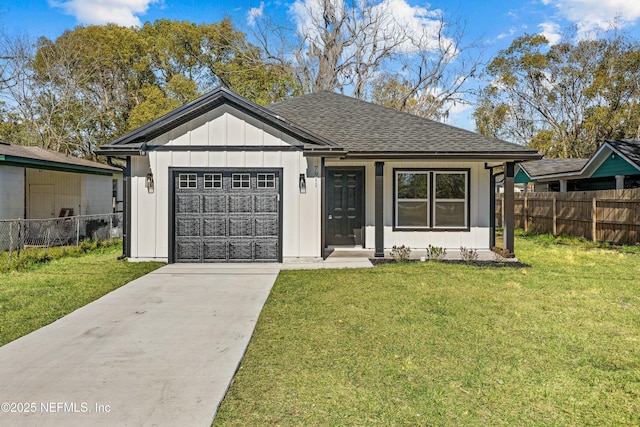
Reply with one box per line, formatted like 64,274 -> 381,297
257,173 -> 276,188
232,173 -> 251,189
204,173 -> 222,189
179,173 -> 197,189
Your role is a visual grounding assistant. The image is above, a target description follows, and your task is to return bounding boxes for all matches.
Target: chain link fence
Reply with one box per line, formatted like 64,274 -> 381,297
0,213 -> 123,253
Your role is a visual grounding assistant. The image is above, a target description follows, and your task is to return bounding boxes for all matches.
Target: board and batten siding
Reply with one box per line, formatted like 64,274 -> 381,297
0,166 -> 25,220
129,104 -> 321,261
326,160 -> 492,250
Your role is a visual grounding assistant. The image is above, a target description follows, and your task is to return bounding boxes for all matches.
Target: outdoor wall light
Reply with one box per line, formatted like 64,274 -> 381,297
299,173 -> 306,194
145,170 -> 154,194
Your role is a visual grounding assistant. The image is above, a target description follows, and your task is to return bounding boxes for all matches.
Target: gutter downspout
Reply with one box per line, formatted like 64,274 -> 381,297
107,156 -> 128,261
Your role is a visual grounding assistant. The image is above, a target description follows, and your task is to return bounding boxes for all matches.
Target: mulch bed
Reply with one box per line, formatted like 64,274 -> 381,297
369,258 -> 530,268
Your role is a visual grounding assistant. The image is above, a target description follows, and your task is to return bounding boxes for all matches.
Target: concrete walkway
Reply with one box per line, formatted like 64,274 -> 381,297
0,263 -> 280,427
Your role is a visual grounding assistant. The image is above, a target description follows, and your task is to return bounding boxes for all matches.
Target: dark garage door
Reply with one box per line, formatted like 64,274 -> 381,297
172,170 -> 281,263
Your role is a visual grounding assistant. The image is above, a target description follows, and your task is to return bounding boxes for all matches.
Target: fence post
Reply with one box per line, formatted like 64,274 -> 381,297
524,194 -> 528,232
76,217 -> 80,246
109,215 -> 113,239
552,196 -> 557,236
8,222 -> 13,268
592,197 -> 597,242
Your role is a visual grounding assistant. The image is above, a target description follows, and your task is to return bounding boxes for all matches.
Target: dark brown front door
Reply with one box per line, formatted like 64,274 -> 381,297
326,167 -> 364,246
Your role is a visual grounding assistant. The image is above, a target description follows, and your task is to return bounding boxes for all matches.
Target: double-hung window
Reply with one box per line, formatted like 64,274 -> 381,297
396,172 -> 430,228
394,169 -> 468,229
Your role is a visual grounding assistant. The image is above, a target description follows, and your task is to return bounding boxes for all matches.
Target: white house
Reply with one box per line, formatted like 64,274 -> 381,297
97,88 -> 540,263
0,142 -> 122,220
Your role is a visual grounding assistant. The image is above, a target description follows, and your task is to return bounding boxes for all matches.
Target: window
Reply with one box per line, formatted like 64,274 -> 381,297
232,173 -> 250,189
396,172 -> 429,227
257,173 -> 275,188
179,173 -> 197,189
204,173 -> 222,189
394,169 -> 468,229
434,172 -> 467,228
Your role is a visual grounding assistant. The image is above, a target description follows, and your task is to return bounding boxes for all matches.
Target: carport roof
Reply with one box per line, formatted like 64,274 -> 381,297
0,142 -> 120,175
97,87 -> 541,161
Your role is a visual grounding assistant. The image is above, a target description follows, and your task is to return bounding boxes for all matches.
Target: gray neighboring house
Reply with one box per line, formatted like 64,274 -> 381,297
0,142 -> 122,220
97,88 -> 540,263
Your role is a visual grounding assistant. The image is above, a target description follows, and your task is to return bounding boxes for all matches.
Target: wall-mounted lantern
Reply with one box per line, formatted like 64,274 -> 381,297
145,169 -> 154,194
299,173 -> 306,194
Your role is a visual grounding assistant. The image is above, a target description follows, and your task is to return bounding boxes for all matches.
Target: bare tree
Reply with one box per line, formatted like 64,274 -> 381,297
250,0 -> 481,120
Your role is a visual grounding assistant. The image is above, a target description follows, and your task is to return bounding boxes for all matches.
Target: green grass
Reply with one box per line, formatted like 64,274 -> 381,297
0,244 -> 163,347
215,235 -> 640,426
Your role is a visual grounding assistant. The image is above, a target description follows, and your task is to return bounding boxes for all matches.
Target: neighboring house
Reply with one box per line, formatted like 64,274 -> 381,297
515,140 -> 640,192
97,87 -> 540,263
0,142 -> 123,220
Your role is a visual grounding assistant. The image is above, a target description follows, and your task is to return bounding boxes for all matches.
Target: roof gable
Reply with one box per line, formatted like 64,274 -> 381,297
97,87 -> 335,156
582,140 -> 640,178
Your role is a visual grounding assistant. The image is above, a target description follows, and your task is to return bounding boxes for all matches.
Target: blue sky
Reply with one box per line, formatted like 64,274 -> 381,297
2,0 -> 640,130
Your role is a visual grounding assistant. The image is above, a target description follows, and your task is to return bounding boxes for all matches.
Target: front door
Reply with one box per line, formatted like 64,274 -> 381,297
326,167 -> 364,246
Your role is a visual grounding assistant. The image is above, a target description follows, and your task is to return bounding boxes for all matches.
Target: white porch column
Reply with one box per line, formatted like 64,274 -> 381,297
615,175 -> 625,190
559,179 -> 568,192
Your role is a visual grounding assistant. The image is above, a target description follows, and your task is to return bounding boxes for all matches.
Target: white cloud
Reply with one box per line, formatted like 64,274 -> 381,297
545,0 -> 640,32
247,2 -> 265,27
48,0 -> 159,27
538,22 -> 562,44
497,27 -> 517,40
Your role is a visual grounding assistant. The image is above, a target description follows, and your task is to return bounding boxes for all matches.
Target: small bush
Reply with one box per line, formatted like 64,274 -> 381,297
426,244 -> 447,261
390,245 -> 412,263
460,246 -> 479,262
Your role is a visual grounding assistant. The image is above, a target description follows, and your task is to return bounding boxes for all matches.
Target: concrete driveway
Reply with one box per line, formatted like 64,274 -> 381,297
0,263 -> 280,427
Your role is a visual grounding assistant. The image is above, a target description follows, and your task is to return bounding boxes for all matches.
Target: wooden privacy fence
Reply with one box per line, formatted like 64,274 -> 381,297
496,188 -> 640,245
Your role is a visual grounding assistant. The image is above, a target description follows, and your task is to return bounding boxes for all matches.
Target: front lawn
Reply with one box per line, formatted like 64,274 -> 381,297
0,244 -> 163,347
215,235 -> 640,426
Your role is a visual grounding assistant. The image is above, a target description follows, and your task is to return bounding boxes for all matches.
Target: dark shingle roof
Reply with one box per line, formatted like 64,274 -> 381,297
606,139 -> 640,168
268,91 -> 539,157
98,87 -> 540,160
519,158 -> 588,178
0,142 -> 119,173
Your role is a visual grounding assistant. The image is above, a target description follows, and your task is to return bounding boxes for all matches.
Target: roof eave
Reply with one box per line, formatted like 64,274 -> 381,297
0,155 -> 119,176
337,151 -> 543,161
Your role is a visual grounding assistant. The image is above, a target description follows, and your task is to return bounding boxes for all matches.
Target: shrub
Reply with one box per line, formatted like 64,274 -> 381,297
390,245 -> 412,263
426,244 -> 447,261
460,246 -> 478,262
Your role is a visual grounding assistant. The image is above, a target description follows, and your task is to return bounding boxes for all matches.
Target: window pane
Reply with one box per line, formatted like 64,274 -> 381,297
434,201 -> 465,227
397,173 -> 428,199
232,173 -> 250,189
397,201 -> 428,227
435,173 -> 465,199
179,173 -> 197,189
